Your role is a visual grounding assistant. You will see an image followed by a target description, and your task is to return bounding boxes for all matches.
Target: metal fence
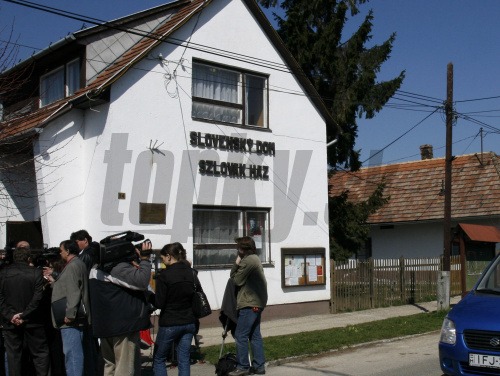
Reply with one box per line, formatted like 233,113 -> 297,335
331,256 -> 463,312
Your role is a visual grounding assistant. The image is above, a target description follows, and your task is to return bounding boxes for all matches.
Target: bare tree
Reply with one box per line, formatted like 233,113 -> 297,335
0,21 -> 42,222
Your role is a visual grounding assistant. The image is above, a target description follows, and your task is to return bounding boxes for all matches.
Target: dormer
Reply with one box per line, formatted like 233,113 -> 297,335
40,57 -> 82,107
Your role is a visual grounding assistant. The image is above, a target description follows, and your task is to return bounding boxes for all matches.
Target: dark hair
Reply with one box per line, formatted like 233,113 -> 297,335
13,248 -> 30,263
235,236 -> 256,256
70,230 -> 92,243
160,242 -> 187,261
60,240 -> 80,255
51,257 -> 66,273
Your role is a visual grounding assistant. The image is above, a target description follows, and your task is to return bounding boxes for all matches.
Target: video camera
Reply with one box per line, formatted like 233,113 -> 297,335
31,247 -> 60,268
99,231 -> 151,272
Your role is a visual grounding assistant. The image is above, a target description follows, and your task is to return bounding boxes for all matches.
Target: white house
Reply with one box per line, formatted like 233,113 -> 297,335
0,0 -> 337,311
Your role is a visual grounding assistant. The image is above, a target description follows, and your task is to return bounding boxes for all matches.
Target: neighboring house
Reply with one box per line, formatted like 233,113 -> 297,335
329,146 -> 500,259
0,0 -> 337,310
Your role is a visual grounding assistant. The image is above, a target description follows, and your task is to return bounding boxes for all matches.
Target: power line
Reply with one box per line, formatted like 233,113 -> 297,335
6,0 -> 500,118
395,90 -> 443,104
361,107 -> 442,164
4,0 -> 500,162
5,0 -> 500,115
2,0 -> 293,74
455,94 -> 500,103
456,112 -> 500,133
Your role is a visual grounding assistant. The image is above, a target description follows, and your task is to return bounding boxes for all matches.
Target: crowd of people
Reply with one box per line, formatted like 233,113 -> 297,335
0,232 -> 268,376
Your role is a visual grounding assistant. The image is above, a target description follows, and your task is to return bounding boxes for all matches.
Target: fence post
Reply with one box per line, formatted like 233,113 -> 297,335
330,259 -> 336,314
399,256 -> 406,304
369,258 -> 374,308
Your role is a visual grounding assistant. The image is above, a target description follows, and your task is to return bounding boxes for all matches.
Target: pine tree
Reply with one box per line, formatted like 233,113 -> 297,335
259,0 -> 399,259
328,182 -> 388,261
264,0 -> 404,170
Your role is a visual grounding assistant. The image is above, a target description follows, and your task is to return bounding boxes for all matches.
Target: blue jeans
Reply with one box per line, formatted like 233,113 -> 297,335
153,323 -> 196,376
61,327 -> 84,376
234,308 -> 265,372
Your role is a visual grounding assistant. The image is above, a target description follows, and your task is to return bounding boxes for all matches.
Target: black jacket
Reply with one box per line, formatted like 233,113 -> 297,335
0,262 -> 46,328
219,278 -> 238,336
89,260 -> 152,338
155,262 -> 196,327
78,242 -> 99,273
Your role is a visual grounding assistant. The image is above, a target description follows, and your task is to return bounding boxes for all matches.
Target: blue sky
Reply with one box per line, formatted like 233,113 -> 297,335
1,0 -> 499,166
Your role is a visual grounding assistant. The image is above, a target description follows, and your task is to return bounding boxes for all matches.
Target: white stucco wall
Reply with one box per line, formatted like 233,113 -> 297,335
0,154 -> 39,247
30,0 -> 330,309
370,222 -> 444,259
370,218 -> 500,259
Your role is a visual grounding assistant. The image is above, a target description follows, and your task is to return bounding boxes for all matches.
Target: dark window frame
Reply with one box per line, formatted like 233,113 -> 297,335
191,59 -> 269,129
192,205 -> 271,268
39,57 -> 81,107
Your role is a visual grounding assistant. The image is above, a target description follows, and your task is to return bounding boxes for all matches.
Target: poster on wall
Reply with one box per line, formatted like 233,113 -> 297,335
281,248 -> 326,288
284,255 -> 305,286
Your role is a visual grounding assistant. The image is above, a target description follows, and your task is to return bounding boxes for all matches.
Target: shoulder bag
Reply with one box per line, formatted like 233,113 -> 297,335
192,269 -> 212,318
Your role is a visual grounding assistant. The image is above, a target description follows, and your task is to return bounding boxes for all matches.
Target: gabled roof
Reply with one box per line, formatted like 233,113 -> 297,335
329,152 -> 500,224
0,0 -> 337,142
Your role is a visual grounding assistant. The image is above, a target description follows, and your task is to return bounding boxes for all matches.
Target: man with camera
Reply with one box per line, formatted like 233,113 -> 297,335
89,237 -> 153,376
70,230 -> 99,273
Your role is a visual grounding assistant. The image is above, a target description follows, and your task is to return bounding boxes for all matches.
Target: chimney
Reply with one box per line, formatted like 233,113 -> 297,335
420,144 -> 433,160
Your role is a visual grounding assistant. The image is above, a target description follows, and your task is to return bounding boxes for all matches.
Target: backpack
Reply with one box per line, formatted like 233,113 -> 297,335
215,353 -> 237,376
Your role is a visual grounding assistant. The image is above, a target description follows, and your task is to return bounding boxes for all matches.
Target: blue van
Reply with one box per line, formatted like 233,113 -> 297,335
439,254 -> 500,375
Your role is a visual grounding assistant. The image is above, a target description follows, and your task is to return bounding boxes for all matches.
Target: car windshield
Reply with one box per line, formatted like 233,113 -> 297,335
475,255 -> 500,294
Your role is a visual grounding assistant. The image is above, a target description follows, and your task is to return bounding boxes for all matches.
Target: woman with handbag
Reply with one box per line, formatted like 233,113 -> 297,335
153,242 -> 197,376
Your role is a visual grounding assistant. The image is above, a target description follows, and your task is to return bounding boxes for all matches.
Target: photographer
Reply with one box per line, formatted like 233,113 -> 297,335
89,238 -> 153,376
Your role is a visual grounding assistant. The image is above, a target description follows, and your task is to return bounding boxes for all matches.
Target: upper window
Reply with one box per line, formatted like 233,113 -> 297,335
192,61 -> 268,128
40,58 -> 81,107
193,207 -> 270,267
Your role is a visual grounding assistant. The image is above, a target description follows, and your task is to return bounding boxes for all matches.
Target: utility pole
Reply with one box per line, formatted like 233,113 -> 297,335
438,62 -> 453,310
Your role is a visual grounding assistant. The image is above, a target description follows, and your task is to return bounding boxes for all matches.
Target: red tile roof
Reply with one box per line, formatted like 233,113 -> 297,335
458,223 -> 500,242
0,0 -> 210,141
328,153 -> 500,224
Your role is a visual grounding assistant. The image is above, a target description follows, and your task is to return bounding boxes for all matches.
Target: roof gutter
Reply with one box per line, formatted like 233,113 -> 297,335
2,34 -> 77,76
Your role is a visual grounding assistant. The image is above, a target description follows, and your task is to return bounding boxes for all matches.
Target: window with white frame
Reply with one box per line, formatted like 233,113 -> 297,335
193,207 -> 270,267
40,58 -> 81,107
192,61 -> 268,128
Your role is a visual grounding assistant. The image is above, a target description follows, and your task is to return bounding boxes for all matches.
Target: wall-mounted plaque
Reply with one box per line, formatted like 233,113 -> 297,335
139,203 -> 166,224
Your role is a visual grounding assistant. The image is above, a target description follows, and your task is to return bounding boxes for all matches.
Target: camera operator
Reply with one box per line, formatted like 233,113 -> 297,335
70,230 -> 99,274
89,239 -> 153,376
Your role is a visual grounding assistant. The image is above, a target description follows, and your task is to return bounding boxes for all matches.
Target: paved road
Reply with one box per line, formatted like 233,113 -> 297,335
266,332 -> 444,376
141,331 -> 445,375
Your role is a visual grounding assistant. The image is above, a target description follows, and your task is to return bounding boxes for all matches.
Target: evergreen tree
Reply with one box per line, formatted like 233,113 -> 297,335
328,182 -> 388,261
258,0 -> 399,259
262,0 -> 404,170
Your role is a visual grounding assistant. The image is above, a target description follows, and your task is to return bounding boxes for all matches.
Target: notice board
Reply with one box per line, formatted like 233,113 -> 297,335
281,247 -> 326,288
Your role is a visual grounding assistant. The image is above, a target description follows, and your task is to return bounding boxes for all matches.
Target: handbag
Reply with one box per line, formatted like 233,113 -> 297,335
192,270 -> 212,318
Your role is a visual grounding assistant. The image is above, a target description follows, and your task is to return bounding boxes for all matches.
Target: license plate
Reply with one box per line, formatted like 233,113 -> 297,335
470,353 -> 500,369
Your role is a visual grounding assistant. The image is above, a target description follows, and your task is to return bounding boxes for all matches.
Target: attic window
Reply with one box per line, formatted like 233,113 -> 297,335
192,61 -> 268,128
40,58 -> 81,107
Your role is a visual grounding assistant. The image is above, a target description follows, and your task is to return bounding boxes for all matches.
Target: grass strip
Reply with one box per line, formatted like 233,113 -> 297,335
200,310 -> 448,364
